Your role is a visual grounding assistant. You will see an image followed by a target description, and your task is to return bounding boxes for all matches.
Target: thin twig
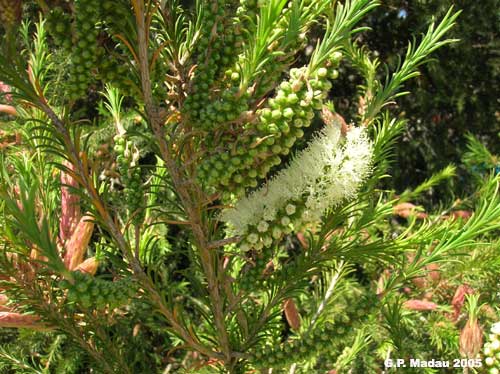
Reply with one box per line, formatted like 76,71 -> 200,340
207,236 -> 242,250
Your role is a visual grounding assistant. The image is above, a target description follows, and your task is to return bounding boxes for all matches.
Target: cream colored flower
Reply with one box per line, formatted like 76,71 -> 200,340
221,121 -> 373,249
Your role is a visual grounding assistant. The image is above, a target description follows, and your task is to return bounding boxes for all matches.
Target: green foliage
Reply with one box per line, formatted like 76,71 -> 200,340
356,0 -> 500,194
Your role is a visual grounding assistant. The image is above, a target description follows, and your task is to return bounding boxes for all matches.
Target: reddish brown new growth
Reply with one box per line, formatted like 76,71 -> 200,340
0,312 -> 48,331
0,161 -> 99,331
426,263 -> 440,283
451,285 -> 474,321
30,245 -> 48,263
403,299 -> 438,311
0,81 -> 15,118
0,294 -> 9,311
0,104 -> 17,116
60,161 -> 82,244
76,256 -> 99,275
460,318 -> 483,358
406,251 -> 441,290
0,294 -> 8,305
320,107 -> 350,135
64,215 -> 95,270
0,81 -> 11,101
393,202 -> 428,219
376,269 -> 391,296
283,298 -> 301,331
296,232 -> 309,249
59,161 -> 98,271
449,210 -> 472,221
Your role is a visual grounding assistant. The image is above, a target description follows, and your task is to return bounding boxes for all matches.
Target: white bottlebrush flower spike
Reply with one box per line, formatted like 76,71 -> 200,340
220,120 -> 374,250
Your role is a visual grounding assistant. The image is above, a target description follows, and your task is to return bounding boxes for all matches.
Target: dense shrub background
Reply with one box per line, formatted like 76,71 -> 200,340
358,0 -> 499,193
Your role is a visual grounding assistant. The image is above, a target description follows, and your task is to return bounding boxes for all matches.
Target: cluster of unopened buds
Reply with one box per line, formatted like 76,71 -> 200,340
251,294 -> 374,369
484,322 -> 500,373
0,161 -> 97,329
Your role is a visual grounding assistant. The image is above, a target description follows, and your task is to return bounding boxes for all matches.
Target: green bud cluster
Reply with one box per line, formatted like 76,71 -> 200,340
198,64 -> 338,194
238,247 -> 274,291
66,0 -> 102,101
100,1 -> 136,96
101,0 -> 130,35
238,201 -> 304,252
45,7 -> 72,50
228,0 -> 257,74
59,271 -> 137,310
250,321 -> 347,369
250,292 -> 374,369
44,1 -> 135,100
236,0 -> 258,20
98,59 -> 135,96
484,322 -> 500,372
216,10 -> 247,80
114,135 -> 144,224
184,84 -> 249,130
182,0 -> 249,130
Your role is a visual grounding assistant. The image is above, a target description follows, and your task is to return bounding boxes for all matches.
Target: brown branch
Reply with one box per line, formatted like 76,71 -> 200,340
132,0 -> 234,365
207,236 -> 242,250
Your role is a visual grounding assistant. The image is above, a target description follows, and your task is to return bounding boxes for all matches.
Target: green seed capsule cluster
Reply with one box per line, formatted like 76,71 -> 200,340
101,0 -> 130,34
236,0 -> 258,21
100,0 -> 136,95
98,59 -> 135,96
484,322 -> 500,372
250,292 -> 374,369
250,321 -> 347,369
238,248 -> 274,291
45,7 -> 72,49
183,0 -> 249,130
114,135 -> 144,224
59,271 -> 137,310
198,64 -> 338,194
67,0 -> 102,101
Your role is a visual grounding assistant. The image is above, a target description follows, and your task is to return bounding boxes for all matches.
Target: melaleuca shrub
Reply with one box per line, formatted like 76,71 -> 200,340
2,2 -> 499,374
